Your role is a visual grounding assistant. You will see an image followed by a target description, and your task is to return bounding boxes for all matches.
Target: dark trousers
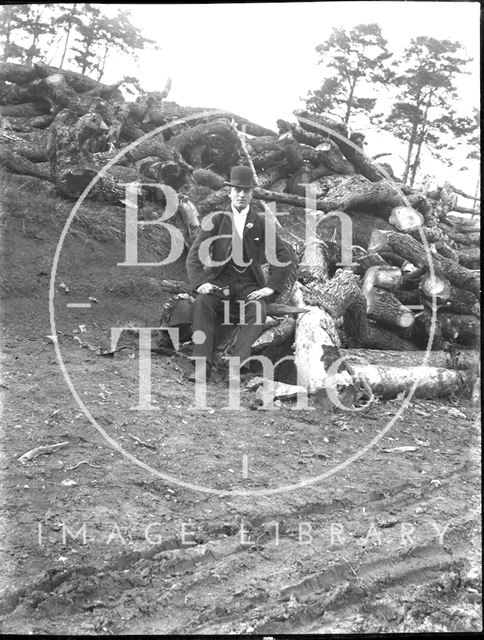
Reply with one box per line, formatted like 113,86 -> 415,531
191,284 -> 267,368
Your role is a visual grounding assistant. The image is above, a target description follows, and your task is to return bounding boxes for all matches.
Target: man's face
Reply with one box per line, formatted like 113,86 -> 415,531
230,186 -> 253,211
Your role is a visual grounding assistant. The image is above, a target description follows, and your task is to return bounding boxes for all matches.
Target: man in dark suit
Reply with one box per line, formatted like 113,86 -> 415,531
186,165 -> 293,381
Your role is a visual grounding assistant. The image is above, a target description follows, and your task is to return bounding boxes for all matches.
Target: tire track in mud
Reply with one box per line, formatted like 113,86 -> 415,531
1,482 -> 479,634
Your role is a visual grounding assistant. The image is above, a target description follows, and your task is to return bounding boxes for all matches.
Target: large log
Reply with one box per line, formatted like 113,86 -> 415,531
412,310 -> 480,349
456,246 -> 480,269
0,61 -> 118,94
330,364 -> 473,399
0,102 -> 50,117
296,111 -> 385,183
294,268 -> 369,393
0,130 -> 47,162
363,323 -> 419,350
316,174 -> 406,216
1,113 -> 54,130
130,98 -> 276,137
341,348 -> 479,371
0,149 -> 51,181
369,230 -> 480,297
313,139 -> 356,175
448,231 -> 480,246
367,288 -> 415,329
277,118 -> 325,147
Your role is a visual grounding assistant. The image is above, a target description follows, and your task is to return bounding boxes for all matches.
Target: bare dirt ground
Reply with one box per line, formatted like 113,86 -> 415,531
0,171 -> 481,634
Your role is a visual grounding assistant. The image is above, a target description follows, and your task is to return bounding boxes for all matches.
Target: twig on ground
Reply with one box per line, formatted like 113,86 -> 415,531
129,434 -> 158,450
18,441 -> 69,463
65,460 -> 102,471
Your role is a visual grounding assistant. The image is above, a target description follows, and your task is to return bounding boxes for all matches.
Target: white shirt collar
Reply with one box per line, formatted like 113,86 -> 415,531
231,204 -> 250,217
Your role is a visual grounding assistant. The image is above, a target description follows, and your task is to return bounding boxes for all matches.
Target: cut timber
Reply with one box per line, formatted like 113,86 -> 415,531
130,99 -> 276,137
314,139 -> 356,175
341,348 -> 479,371
295,269 -> 368,393
277,119 -> 325,147
368,230 -> 480,298
364,323 -> 418,351
0,149 -> 51,181
457,246 -> 480,269
439,313 -> 480,346
294,306 -> 339,394
0,61 -> 117,94
252,316 -> 296,351
389,205 -> 424,230
1,113 -> 54,130
294,110 -> 349,140
420,272 -> 451,301
316,174 -> 405,215
362,265 -> 402,298
192,168 -> 225,190
177,196 -> 200,245
448,231 -> 480,246
413,311 -> 480,349
0,102 -> 50,117
367,287 -> 415,329
329,364 -> 473,399
0,131 -> 47,162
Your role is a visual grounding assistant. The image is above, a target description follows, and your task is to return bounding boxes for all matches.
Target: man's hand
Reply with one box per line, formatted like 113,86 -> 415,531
247,287 -> 275,300
196,283 -> 215,294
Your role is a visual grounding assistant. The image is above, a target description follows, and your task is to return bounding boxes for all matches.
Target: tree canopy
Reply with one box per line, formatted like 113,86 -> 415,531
305,23 -> 393,126
0,4 -> 156,81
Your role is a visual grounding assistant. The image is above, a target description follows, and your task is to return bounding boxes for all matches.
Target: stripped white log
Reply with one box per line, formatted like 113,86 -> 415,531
326,364 -> 472,399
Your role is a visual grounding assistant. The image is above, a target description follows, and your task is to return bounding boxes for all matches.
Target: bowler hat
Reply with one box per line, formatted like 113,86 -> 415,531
224,165 -> 257,189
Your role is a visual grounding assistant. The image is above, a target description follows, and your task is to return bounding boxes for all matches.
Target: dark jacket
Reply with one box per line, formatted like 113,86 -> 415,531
186,206 -> 293,295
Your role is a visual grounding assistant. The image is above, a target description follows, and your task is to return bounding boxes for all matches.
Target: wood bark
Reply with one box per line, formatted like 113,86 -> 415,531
0,149 -> 51,181
1,114 -> 54,132
130,99 -> 276,137
363,323 -> 419,351
367,287 -> 415,329
0,102 -> 50,117
448,231 -> 480,246
0,131 -> 47,162
457,246 -> 480,269
0,61 -> 118,94
412,310 -> 480,349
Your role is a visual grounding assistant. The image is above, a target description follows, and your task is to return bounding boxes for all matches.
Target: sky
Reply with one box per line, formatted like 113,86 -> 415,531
101,1 -> 481,194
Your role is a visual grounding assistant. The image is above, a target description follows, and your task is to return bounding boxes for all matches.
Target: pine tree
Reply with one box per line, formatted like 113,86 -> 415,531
305,24 -> 393,126
382,36 -> 472,186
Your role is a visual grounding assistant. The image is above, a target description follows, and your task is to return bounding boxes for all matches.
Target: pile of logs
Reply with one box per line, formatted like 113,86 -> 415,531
1,62 -> 480,403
